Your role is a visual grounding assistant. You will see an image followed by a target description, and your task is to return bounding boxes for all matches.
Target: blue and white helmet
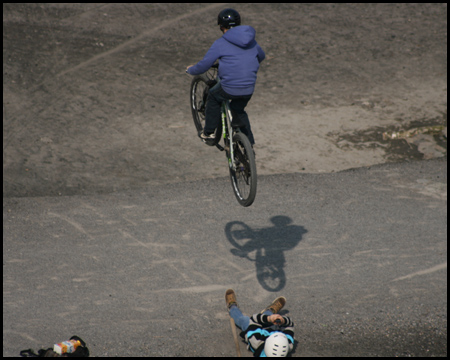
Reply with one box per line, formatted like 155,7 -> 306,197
264,332 -> 290,357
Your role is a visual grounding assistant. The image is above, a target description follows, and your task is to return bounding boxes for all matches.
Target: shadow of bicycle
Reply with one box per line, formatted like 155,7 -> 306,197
225,216 -> 307,292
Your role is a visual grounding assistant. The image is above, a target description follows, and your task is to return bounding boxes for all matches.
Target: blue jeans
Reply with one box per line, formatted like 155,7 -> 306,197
229,306 -> 273,331
204,82 -> 254,145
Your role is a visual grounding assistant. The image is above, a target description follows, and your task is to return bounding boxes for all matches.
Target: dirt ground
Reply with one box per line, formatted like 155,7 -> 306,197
3,3 -> 447,198
2,5 -> 448,357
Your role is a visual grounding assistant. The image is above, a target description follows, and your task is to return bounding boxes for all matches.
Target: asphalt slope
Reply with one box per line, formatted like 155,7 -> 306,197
3,157 -> 447,357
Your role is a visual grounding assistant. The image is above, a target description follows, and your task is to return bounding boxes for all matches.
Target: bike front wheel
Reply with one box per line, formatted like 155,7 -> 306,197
229,132 -> 257,207
190,76 -> 221,144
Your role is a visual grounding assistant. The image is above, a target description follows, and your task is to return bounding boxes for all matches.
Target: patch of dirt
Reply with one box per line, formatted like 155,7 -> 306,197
329,112 -> 447,162
3,3 -> 447,198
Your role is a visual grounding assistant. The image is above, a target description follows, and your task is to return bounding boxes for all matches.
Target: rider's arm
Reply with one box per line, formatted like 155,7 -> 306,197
186,39 -> 222,75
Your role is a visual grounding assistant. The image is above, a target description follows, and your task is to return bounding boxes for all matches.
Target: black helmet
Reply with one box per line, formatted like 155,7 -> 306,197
218,8 -> 241,29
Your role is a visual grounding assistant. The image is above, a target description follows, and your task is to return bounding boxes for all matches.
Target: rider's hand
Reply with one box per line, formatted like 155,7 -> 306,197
268,314 -> 285,325
186,65 -> 193,73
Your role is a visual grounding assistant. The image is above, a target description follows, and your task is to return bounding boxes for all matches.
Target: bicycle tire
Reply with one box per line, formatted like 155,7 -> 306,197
229,132 -> 257,207
190,76 -> 221,144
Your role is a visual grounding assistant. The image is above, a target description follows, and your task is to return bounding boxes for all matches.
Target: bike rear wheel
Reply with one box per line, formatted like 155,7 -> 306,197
229,132 -> 257,207
190,76 -> 221,144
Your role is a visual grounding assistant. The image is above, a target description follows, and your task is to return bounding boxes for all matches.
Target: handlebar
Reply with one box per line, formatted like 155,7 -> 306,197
186,62 -> 219,74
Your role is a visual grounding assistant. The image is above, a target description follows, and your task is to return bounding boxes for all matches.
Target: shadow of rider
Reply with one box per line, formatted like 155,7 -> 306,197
225,216 -> 307,292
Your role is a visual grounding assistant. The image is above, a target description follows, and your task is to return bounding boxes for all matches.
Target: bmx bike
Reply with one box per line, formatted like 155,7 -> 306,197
190,64 -> 257,207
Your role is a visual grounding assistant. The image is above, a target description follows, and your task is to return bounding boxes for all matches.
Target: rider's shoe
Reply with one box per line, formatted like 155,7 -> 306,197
200,130 -> 216,146
225,289 -> 238,311
260,296 -> 286,314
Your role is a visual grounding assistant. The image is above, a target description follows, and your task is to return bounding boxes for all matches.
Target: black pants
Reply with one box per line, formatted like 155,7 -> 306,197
204,82 -> 254,145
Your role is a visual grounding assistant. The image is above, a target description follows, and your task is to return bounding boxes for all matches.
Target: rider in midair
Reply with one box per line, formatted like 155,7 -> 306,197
186,8 -> 265,146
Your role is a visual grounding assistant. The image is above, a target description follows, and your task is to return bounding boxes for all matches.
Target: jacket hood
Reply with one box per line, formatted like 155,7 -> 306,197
223,25 -> 256,48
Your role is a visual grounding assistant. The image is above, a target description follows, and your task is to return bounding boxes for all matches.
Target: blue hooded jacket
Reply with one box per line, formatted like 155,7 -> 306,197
187,25 -> 265,96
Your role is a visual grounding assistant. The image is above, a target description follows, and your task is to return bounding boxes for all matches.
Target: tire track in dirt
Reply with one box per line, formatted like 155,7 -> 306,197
55,3 -> 225,78
3,4 -> 225,159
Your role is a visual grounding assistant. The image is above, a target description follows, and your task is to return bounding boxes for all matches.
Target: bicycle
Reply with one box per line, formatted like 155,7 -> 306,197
190,64 -> 257,207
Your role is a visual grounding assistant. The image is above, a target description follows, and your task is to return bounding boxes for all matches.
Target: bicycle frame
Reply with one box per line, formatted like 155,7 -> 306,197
220,100 -> 236,171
